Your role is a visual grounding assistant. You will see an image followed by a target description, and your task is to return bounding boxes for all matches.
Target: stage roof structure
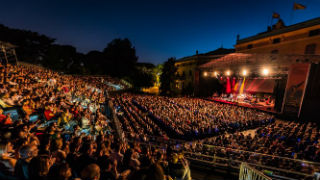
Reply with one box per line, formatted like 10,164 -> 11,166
0,41 -> 18,65
199,53 -> 320,75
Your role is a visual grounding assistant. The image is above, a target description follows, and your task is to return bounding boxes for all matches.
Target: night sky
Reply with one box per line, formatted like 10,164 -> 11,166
0,0 -> 319,64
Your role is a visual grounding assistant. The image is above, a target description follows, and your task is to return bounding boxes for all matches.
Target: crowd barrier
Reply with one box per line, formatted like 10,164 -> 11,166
107,97 -> 126,143
201,143 -> 320,167
183,151 -> 315,180
124,132 -> 186,146
239,163 -> 272,180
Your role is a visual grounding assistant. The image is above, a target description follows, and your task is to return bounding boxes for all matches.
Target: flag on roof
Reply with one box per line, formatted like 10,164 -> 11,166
293,2 -> 306,10
272,12 -> 280,19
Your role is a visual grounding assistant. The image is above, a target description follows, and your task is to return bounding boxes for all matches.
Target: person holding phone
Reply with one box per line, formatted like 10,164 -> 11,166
0,141 -> 16,176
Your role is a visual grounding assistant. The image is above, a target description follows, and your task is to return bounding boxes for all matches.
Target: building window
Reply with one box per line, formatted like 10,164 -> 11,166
270,49 -> 278,61
247,44 -> 253,49
309,29 -> 320,37
273,38 -> 281,44
305,44 -> 317,54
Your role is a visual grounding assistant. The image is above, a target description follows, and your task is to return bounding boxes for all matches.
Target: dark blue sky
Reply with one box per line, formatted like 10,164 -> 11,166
0,0 -> 319,64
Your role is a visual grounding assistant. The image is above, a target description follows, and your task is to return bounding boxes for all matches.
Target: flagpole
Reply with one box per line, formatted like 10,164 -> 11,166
270,11 -> 276,27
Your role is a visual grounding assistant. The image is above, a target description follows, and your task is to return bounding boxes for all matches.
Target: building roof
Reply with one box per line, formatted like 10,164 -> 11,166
176,48 -> 235,63
237,17 -> 320,44
204,48 -> 235,56
200,53 -> 320,70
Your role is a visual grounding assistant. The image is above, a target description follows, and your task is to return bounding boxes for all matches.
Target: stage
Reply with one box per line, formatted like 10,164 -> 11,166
206,95 -> 276,114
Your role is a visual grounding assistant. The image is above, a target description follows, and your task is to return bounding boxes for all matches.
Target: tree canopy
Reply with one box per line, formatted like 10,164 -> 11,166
0,24 -> 55,64
160,57 -> 177,96
103,38 -> 138,77
0,24 -> 157,89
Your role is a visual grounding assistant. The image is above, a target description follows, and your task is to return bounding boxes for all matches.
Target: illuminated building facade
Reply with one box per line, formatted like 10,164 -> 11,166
175,48 -> 234,95
200,17 -> 320,120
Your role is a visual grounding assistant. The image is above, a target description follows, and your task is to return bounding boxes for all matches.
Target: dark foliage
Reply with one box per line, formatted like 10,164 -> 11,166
0,24 -> 55,64
128,64 -> 156,89
0,24 -> 156,89
160,57 -> 177,96
103,38 -> 138,77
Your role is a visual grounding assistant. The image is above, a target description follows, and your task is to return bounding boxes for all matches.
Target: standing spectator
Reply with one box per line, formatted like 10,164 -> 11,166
0,141 -> 17,179
81,164 -> 100,180
14,145 -> 38,180
28,155 -> 52,180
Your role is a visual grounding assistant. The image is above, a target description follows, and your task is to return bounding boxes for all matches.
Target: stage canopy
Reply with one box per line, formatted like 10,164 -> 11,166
199,53 -> 320,75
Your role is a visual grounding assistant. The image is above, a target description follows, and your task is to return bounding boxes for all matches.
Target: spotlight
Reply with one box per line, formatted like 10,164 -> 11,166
214,71 -> 218,76
203,72 -> 208,77
226,70 -> 231,76
242,69 -> 247,76
262,68 -> 269,76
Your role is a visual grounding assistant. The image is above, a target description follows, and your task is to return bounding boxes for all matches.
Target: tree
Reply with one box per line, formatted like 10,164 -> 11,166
43,44 -> 77,71
0,24 -> 55,64
84,50 -> 106,75
153,64 -> 163,87
68,52 -> 87,74
0,25 -> 145,78
129,63 -> 156,89
160,57 -> 177,96
103,38 -> 138,77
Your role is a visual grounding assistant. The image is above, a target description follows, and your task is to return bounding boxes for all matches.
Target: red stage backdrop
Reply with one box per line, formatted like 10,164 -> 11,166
245,79 -> 275,94
282,63 -> 310,117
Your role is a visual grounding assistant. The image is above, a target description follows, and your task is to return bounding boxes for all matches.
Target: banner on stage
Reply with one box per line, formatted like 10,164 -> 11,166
282,63 -> 310,117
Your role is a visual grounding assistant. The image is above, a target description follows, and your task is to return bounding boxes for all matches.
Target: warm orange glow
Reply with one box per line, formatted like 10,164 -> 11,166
262,68 -> 269,76
242,69 -> 247,76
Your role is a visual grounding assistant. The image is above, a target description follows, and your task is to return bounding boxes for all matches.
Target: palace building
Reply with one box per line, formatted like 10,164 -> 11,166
235,18 -> 320,55
175,48 -> 234,95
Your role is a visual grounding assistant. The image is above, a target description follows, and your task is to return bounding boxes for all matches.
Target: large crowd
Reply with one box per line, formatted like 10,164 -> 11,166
113,94 -> 274,140
201,121 -> 320,161
113,96 -> 168,142
1,63 -> 320,180
112,94 -> 320,179
0,65 -> 191,180
182,121 -> 320,178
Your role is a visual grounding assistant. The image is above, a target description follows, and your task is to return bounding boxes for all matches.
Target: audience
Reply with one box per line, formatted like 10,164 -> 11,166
114,94 -> 274,140
1,63 -> 319,180
0,64 -> 190,180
